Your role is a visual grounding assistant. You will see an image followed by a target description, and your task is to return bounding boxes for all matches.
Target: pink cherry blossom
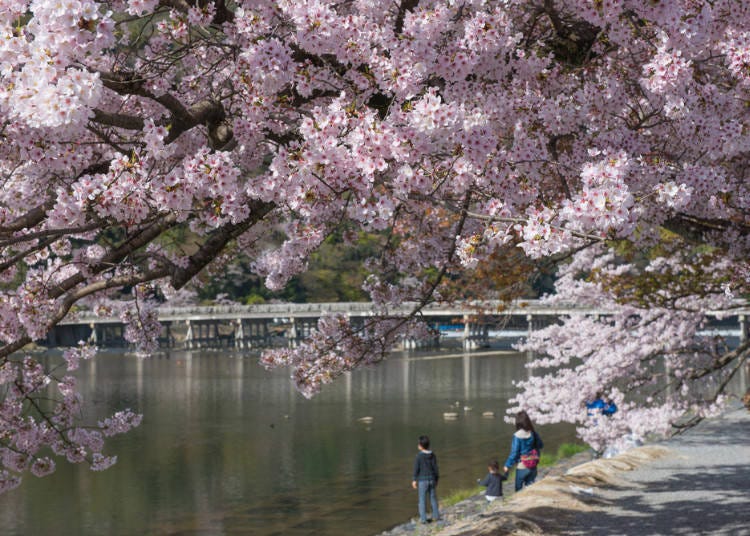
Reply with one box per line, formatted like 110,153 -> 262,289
0,0 -> 749,490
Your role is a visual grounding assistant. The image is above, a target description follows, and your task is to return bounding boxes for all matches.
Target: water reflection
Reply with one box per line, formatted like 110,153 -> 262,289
1,350 -> 581,536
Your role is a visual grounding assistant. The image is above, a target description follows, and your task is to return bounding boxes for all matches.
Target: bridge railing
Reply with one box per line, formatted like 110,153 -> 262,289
59,299 -> 750,324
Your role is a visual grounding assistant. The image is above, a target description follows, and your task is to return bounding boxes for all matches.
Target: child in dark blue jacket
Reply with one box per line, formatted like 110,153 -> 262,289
478,459 -> 507,502
503,410 -> 544,492
412,435 -> 440,524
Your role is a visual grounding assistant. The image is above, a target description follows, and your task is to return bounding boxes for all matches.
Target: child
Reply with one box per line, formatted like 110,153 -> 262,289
411,435 -> 440,524
478,459 -> 507,502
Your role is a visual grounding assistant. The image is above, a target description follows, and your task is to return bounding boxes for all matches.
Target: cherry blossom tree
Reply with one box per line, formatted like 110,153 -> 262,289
1,0 -> 749,490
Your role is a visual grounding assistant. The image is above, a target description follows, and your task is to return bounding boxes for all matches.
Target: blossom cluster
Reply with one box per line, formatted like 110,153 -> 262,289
121,286 -> 163,355
0,352 -> 141,492
510,247 -> 740,449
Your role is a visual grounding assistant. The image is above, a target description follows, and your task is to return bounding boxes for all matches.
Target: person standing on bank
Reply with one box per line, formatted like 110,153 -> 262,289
412,435 -> 440,524
503,410 -> 544,492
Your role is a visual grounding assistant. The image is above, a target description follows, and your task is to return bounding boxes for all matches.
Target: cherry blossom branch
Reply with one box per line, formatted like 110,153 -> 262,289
0,265 -> 171,360
171,200 -> 275,289
672,354 -> 747,433
683,340 -> 750,382
0,238 -> 57,273
24,217 -> 180,318
288,192 -> 473,388
0,222 -> 104,249
412,194 -> 607,243
0,202 -> 54,233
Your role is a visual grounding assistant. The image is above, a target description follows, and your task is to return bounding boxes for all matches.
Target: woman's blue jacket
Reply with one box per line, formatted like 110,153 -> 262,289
504,429 -> 543,469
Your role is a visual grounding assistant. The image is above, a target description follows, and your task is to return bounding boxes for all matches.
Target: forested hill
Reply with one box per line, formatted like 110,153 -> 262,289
194,231 -> 548,305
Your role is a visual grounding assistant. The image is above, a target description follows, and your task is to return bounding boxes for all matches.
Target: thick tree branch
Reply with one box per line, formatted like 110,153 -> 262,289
394,0 -> 420,35
100,71 -> 229,145
0,266 -> 174,360
0,201 -> 54,233
92,109 -> 145,131
63,267 -> 172,307
158,0 -> 190,12
48,215 -> 179,300
166,99 -> 227,144
0,200 -> 275,358
547,134 -> 574,200
171,200 -> 275,288
0,216 -> 178,359
212,0 -> 234,24
662,213 -> 746,243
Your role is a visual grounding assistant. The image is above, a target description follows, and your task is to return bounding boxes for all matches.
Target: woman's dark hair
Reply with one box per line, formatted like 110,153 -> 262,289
418,435 -> 430,449
515,410 -> 535,433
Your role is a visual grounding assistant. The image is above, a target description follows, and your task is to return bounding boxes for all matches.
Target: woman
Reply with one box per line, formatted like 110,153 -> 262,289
503,410 -> 544,491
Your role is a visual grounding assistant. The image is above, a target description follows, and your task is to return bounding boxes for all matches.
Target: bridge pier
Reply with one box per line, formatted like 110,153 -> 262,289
526,314 -> 533,339
462,315 -> 489,350
160,322 -> 174,348
185,320 -> 194,349
740,315 -> 747,344
287,318 -> 319,348
235,319 -> 273,349
462,315 -> 473,350
402,330 -> 440,351
235,319 -> 245,349
287,319 -> 298,348
99,323 -> 128,347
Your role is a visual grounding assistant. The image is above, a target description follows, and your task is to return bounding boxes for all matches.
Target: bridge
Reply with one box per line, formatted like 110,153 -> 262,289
44,300 -> 749,351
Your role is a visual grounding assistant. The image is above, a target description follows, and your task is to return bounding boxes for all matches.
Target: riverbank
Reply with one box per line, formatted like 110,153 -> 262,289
376,404 -> 750,536
375,448 -> 597,536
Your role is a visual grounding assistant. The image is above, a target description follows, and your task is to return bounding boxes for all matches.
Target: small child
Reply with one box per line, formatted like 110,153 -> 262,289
478,459 -> 507,502
412,435 -> 440,524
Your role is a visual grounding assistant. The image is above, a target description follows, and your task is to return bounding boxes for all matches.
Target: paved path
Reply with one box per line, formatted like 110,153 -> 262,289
560,406 -> 750,536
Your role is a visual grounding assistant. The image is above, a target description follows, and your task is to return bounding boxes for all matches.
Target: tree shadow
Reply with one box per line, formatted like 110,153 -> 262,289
545,464 -> 750,535
671,412 -> 750,449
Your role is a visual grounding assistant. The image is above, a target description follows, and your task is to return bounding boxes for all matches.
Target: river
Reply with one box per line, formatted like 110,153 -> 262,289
0,350 -> 580,535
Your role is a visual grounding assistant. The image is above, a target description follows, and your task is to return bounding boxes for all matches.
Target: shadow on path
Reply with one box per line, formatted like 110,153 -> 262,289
565,465 -> 750,535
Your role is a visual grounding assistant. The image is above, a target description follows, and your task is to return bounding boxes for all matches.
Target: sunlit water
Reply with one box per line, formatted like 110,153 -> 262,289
0,350 -> 588,535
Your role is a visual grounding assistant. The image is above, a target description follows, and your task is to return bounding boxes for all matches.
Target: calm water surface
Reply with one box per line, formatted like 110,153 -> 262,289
0,350 -> 578,535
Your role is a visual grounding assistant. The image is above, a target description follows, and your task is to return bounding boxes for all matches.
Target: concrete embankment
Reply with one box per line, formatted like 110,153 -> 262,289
377,405 -> 750,536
